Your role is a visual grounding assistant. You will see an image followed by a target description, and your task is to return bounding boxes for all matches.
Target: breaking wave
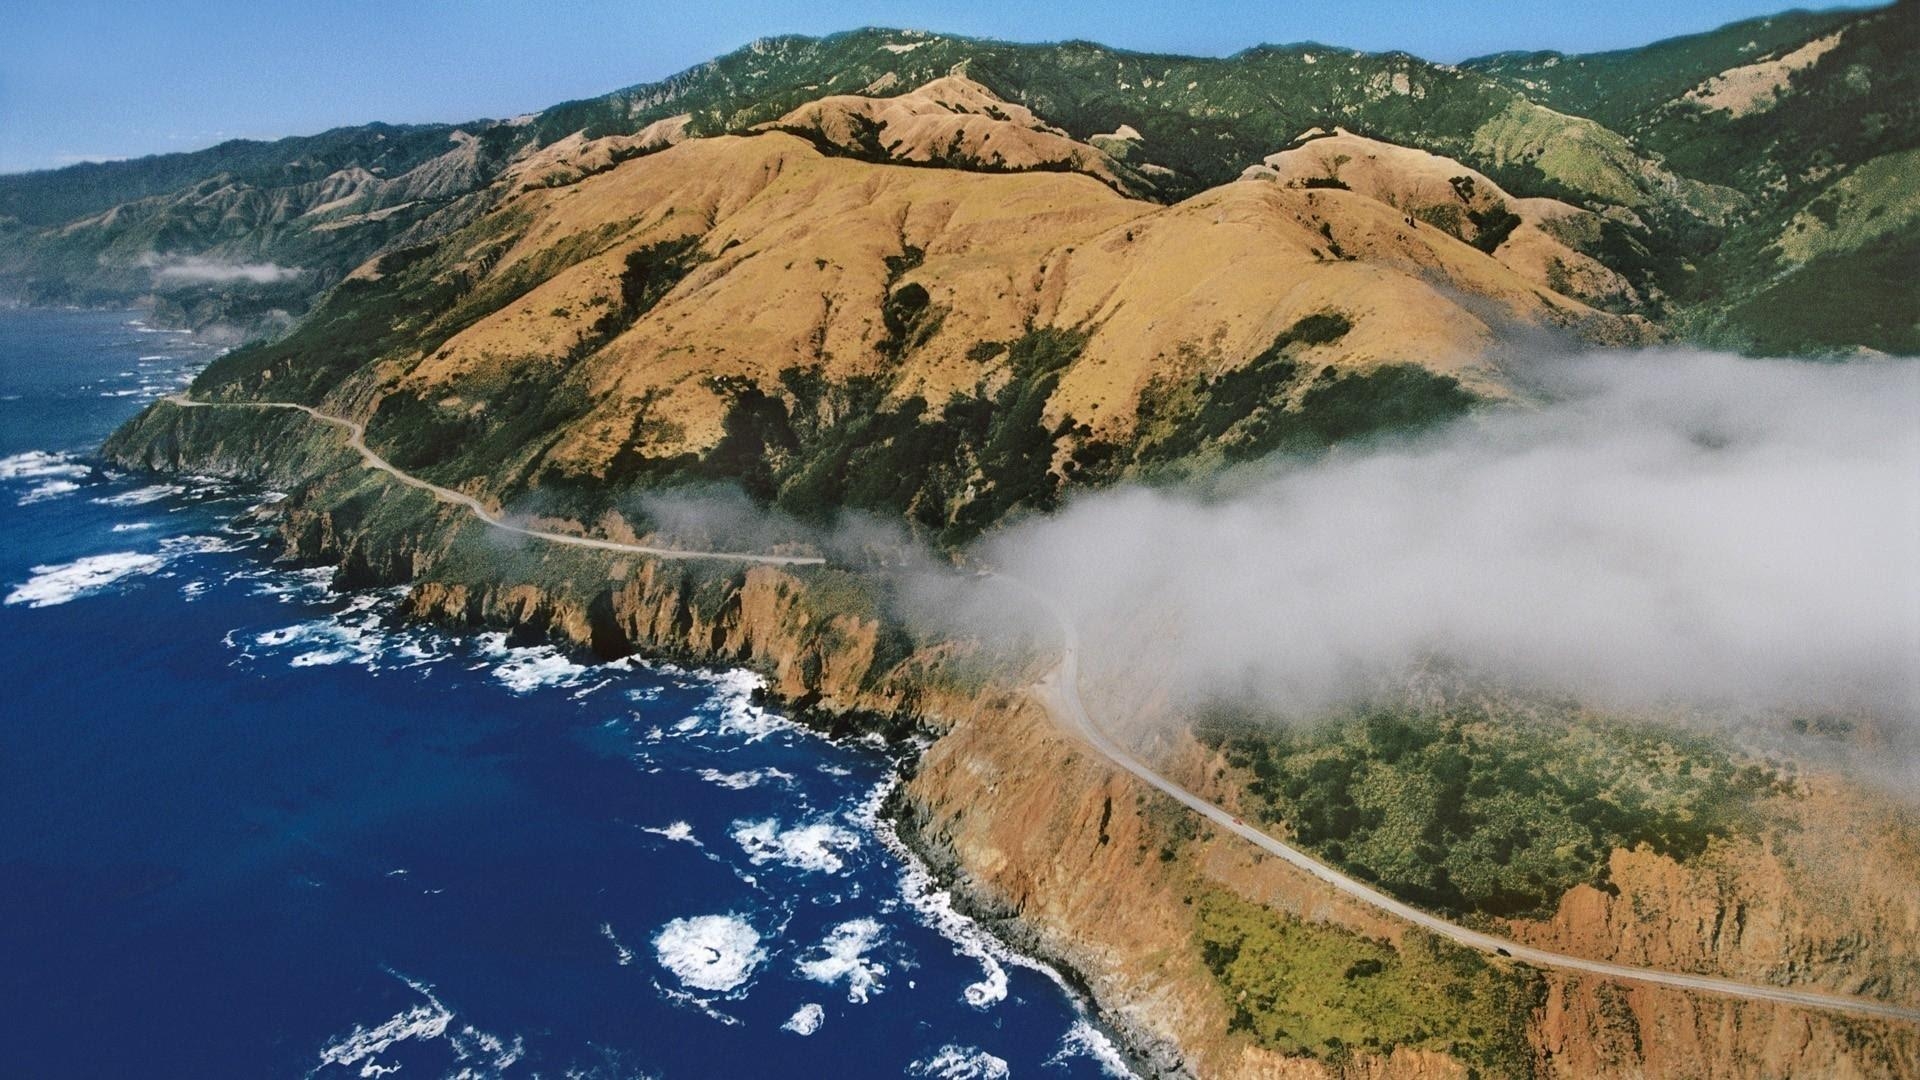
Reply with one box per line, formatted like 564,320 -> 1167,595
0,450 -> 89,482
1048,1021 -> 1135,1078
641,821 -> 701,845
796,918 -> 888,1003
782,1002 -> 825,1036
478,632 -> 595,694
905,1045 -> 1011,1079
732,817 -> 861,874
6,551 -> 165,608
652,914 -> 766,993
90,483 -> 184,507
309,972 -> 522,1079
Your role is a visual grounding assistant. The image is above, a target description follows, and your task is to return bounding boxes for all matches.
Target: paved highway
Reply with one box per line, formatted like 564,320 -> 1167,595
1000,573 -> 1920,1026
163,396 -> 825,566
159,395 -> 1918,1024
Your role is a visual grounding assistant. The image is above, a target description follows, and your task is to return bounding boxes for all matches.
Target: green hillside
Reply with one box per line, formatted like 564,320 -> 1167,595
1,7 -> 1912,354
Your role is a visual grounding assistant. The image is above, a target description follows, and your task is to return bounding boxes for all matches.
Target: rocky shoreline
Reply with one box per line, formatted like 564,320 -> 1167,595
105,396 -> 1195,1075
103,397 -> 1920,1079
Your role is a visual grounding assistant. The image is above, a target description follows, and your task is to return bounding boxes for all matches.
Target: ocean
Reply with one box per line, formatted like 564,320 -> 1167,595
0,308 -> 1130,1079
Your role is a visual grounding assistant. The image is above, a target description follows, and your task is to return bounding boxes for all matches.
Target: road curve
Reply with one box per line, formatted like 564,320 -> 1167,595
995,573 -> 1920,1026
160,395 -> 1915,1023
162,395 -> 826,566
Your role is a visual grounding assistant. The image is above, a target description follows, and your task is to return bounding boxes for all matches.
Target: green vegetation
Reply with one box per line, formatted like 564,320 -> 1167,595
710,326 -> 1093,542
1196,888 -> 1541,1076
585,235 -> 705,349
1291,362 -> 1479,446
194,244 -> 462,402
366,363 -> 592,492
512,325 -> 1098,543
0,122 -> 471,227
526,313 -> 1477,543
1467,201 -> 1523,253
1716,227 -> 1920,356
1196,703 -> 1780,918
8,7 -> 1909,354
1462,8 -> 1860,133
1136,311 -> 1476,467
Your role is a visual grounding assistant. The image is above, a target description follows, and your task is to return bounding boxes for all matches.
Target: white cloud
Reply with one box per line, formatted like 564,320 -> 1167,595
142,253 -> 303,286
988,350 -> 1920,721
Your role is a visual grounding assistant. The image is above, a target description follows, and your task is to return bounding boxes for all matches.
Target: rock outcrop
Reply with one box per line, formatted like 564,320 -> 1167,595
100,402 -> 1920,1079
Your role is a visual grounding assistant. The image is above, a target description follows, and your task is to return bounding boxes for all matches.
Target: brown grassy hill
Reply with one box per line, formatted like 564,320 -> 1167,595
197,75 -> 1653,541
1248,128 -> 1645,312
762,72 -> 1156,196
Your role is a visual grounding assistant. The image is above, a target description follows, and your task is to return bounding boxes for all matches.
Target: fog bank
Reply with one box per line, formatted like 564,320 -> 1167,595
987,350 -> 1920,721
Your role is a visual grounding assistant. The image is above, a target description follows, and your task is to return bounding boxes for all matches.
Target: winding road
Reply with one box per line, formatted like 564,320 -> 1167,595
1002,575 -> 1920,1026
164,394 -> 1918,1025
162,396 -> 825,566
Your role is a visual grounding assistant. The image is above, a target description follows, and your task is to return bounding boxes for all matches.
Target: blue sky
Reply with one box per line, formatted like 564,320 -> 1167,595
0,0 -> 1853,174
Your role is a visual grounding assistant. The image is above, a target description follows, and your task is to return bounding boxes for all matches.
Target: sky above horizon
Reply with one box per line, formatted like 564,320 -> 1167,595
0,0 -> 1855,174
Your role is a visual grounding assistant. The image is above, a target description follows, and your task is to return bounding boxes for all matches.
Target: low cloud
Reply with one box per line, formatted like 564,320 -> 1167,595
142,253 -> 304,286
986,350 -> 1920,723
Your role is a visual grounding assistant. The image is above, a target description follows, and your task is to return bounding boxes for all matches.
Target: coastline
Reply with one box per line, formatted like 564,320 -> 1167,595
98,394 -> 1188,1074
97,393 -> 1920,1079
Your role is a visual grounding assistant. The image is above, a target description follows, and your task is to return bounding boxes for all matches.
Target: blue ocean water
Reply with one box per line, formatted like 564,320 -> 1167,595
0,309 -> 1130,1079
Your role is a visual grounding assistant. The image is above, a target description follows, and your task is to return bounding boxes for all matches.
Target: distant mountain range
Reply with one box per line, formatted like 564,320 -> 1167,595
3,5 -> 1912,354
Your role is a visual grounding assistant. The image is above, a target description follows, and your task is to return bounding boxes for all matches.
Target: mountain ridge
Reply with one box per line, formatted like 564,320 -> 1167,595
6,6 -> 1911,352
78,10 -> 1920,1076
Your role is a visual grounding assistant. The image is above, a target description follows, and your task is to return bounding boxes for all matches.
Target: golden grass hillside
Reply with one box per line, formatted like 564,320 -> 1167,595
333,89 -> 1652,496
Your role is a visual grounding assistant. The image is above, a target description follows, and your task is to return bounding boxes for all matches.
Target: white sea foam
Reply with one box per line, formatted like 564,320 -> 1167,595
654,982 -> 744,1026
254,619 -> 380,668
782,1002 -> 825,1036
19,479 -> 81,504
600,922 -> 635,966
962,964 -> 1008,1009
448,1025 -> 523,1073
244,589 -> 437,673
696,767 -> 794,791
689,667 -> 790,741
905,1045 -> 1011,1079
478,632 -> 592,694
110,522 -> 156,532
732,818 -> 860,874
1049,1021 -> 1136,1077
91,483 -> 183,507
796,918 -> 888,1003
642,821 -> 701,845
1,452 -> 87,483
312,975 -> 454,1075
652,914 -> 765,993
311,972 -> 520,1078
246,565 -> 337,602
5,552 -> 165,608
857,775 -> 1071,1012
158,533 -> 245,557
492,649 -> 587,692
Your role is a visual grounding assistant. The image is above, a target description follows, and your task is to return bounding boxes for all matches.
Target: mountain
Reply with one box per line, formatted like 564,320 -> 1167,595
83,10 -> 1920,1078
171,75 -> 1655,548
8,8 -> 1911,350
1461,7 -> 1865,132
1468,2 -> 1920,352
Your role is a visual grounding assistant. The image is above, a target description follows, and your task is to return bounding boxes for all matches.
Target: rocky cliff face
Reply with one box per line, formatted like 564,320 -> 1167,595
101,401 -> 1920,1079
1506,778 -> 1920,1004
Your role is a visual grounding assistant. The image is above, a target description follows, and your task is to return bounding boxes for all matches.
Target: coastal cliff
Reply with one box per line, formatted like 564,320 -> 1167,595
102,399 -> 1920,1078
